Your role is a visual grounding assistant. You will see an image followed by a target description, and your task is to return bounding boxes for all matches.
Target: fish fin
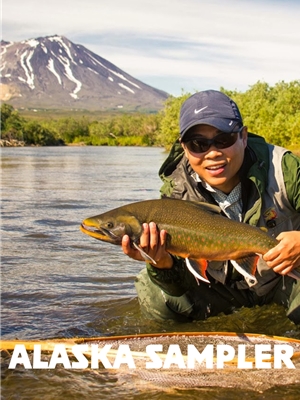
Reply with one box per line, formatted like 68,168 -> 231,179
259,226 -> 268,233
287,270 -> 300,280
132,242 -> 157,265
189,201 -> 221,214
185,258 -> 210,283
230,256 -> 258,284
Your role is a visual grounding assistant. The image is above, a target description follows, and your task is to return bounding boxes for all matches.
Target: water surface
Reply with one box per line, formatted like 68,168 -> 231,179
1,146 -> 299,398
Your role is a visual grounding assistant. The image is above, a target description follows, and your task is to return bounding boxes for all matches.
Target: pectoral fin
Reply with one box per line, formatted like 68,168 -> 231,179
231,256 -> 258,284
186,258 -> 210,283
132,242 -> 157,265
287,270 -> 300,280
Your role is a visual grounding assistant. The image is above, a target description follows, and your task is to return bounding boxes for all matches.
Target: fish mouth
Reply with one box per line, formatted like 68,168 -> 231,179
80,223 -> 120,243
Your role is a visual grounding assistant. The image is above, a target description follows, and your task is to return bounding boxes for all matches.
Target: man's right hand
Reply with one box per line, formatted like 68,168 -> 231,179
121,222 -> 174,269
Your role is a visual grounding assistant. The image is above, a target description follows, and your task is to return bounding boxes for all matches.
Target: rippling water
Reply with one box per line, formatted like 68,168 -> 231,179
1,146 -> 300,398
1,146 -> 167,339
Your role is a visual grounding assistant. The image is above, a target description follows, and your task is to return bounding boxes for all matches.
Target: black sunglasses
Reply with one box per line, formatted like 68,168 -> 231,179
183,126 -> 244,154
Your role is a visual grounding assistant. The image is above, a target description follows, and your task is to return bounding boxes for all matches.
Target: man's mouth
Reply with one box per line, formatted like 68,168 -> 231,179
206,164 -> 226,175
206,164 -> 226,170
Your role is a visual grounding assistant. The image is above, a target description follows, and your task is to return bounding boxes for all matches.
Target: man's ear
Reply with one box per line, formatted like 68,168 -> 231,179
242,126 -> 248,148
181,142 -> 189,157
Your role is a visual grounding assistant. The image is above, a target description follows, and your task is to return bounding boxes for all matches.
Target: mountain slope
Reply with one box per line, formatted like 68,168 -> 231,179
0,35 -> 169,111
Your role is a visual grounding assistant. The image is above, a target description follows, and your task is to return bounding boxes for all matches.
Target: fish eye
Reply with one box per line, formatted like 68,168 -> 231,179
105,221 -> 114,229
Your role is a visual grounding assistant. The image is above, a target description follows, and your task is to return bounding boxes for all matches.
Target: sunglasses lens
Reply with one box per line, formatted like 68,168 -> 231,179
186,140 -> 209,153
214,132 -> 238,149
185,132 -> 239,153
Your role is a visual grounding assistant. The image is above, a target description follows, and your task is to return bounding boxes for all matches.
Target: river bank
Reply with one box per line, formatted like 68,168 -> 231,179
1,139 -> 299,156
0,139 -> 25,147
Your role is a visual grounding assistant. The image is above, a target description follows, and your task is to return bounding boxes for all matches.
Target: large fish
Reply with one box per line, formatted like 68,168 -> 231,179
80,198 -> 299,284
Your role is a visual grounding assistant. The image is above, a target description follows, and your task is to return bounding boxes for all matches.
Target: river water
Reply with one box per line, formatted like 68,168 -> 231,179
1,146 -> 300,399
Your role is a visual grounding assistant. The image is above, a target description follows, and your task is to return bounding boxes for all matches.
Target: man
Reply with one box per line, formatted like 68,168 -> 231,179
122,90 -> 300,324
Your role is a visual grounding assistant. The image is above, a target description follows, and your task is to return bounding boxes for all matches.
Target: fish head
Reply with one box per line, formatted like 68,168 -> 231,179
80,209 -> 143,245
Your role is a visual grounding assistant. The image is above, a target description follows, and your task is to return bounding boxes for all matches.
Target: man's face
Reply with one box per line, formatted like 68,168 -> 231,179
181,124 -> 248,194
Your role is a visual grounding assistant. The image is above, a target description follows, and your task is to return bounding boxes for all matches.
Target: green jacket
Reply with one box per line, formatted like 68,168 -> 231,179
147,133 -> 300,296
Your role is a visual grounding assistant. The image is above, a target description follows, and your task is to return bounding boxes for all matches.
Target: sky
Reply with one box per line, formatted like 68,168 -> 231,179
2,0 -> 300,96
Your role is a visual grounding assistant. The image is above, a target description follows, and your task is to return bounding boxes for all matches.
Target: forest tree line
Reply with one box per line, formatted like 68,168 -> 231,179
1,80 -> 300,149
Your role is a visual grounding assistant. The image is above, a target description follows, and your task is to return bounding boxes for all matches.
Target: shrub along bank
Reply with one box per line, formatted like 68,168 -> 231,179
1,80 -> 299,150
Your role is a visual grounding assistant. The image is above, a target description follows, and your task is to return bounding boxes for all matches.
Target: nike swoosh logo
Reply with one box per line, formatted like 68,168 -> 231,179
194,106 -> 208,114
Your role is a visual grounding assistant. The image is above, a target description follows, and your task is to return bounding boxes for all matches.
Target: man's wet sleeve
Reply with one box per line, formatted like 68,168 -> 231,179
146,256 -> 190,297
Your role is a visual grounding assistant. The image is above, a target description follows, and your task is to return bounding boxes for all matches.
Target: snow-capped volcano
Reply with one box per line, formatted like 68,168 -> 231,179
0,35 -> 168,111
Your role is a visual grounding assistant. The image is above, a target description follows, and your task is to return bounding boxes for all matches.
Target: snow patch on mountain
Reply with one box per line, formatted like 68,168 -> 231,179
47,58 -> 62,84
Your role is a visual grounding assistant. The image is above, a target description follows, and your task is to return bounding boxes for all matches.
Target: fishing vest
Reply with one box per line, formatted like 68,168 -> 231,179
242,145 -> 300,295
257,144 -> 300,234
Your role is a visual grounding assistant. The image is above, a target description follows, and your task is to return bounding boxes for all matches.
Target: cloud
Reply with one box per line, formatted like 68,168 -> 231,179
2,0 -> 300,95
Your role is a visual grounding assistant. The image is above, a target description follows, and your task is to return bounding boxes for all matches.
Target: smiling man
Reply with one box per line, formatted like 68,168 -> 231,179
122,90 -> 300,324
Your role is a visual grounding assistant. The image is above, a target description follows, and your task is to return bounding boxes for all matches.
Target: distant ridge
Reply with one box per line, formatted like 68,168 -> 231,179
0,35 -> 169,111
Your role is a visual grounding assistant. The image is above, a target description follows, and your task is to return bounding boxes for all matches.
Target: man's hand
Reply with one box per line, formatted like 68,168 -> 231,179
121,222 -> 173,269
263,231 -> 300,275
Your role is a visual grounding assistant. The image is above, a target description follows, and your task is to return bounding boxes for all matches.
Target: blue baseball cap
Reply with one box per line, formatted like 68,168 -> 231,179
180,90 -> 243,140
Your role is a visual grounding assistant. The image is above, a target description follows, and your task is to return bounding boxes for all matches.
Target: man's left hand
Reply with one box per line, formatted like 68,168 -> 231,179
263,231 -> 300,275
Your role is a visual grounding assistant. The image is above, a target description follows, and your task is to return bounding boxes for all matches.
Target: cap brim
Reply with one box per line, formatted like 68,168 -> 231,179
181,118 -> 240,140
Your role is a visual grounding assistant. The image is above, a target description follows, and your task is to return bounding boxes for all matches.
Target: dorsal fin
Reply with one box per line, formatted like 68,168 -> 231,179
188,201 -> 221,214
